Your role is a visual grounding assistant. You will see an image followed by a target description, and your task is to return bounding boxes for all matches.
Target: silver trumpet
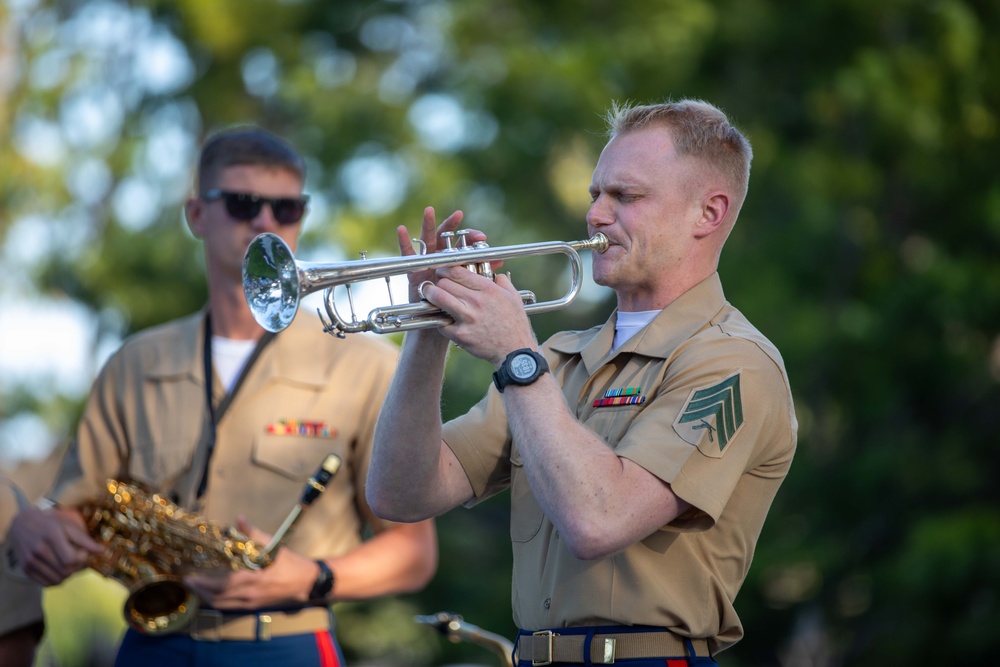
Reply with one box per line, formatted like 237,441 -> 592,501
242,229 -> 609,338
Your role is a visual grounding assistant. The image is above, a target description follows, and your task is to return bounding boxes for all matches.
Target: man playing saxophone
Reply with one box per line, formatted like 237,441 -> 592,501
6,126 -> 437,667
367,99 -> 797,665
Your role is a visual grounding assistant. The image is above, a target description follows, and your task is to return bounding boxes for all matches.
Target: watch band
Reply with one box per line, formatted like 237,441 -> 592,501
308,559 -> 335,601
493,348 -> 549,393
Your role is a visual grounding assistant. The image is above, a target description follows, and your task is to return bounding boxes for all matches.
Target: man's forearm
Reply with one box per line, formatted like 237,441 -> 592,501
503,375 -> 688,560
325,520 -> 437,599
369,330 -> 460,520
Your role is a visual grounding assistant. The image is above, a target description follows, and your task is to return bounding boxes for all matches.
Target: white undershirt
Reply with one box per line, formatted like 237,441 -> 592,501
613,310 -> 661,351
211,336 -> 256,392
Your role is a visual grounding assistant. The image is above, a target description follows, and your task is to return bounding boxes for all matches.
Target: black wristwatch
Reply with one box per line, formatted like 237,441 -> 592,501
493,348 -> 549,393
309,560 -> 335,601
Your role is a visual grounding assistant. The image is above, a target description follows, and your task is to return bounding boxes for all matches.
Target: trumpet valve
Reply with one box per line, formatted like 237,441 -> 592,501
455,229 -> 474,248
468,241 -> 494,280
473,261 -> 494,281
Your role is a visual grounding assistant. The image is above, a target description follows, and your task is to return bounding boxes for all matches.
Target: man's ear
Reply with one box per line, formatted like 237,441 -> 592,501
694,192 -> 729,239
184,196 -> 206,239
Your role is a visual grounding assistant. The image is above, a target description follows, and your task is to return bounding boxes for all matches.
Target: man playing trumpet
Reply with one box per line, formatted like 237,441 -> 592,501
367,99 -> 797,666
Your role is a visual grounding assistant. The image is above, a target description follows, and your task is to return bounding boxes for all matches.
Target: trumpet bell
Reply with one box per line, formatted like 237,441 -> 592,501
243,233 -> 300,333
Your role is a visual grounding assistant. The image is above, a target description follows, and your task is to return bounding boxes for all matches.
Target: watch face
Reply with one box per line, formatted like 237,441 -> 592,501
510,353 -> 538,380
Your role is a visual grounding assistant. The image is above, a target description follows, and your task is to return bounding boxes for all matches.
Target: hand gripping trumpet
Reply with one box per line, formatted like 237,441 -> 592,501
242,229 -> 609,337
81,453 -> 342,635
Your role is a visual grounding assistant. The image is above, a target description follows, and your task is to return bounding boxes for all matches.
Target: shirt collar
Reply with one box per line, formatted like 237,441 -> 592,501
548,273 -> 728,370
142,309 -> 326,389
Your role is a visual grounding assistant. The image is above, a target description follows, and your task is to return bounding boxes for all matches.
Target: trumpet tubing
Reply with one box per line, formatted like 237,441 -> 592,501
242,230 -> 609,337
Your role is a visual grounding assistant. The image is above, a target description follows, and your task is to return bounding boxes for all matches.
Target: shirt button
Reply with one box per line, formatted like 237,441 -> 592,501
543,598 -> 551,610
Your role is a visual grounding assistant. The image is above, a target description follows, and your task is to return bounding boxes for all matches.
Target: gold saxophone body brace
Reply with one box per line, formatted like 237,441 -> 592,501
80,453 -> 342,635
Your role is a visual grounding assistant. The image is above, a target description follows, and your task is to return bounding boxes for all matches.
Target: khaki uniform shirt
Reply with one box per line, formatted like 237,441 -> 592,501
0,479 -> 44,635
443,274 -> 797,654
50,309 -> 399,561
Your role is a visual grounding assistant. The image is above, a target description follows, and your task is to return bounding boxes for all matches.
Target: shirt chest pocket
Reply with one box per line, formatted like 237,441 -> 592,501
131,380 -> 205,483
509,448 -> 544,543
253,433 -> 350,483
583,403 -> 647,451
578,360 -> 661,446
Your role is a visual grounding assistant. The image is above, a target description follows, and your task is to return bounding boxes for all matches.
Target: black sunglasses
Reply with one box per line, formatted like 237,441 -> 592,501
202,189 -> 309,226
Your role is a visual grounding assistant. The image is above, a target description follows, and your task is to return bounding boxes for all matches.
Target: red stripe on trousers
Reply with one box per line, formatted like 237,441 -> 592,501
666,660 -> 688,667
314,631 -> 341,667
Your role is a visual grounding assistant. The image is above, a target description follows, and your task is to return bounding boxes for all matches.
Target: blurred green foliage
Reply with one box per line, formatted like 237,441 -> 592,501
3,0 -> 999,665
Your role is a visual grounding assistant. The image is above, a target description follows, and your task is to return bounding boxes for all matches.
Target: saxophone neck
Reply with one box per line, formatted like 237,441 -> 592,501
264,505 -> 302,556
262,453 -> 342,557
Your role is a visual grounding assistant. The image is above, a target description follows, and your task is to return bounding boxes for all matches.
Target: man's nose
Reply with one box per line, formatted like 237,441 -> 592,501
587,195 -> 613,227
248,202 -> 279,232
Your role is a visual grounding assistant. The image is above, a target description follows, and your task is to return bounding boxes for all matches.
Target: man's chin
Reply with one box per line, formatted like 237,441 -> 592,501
591,257 -> 618,287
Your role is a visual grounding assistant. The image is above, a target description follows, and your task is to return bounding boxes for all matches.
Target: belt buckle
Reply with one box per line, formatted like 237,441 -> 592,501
532,630 -> 554,666
595,636 -> 616,664
191,610 -> 222,642
258,614 -> 272,641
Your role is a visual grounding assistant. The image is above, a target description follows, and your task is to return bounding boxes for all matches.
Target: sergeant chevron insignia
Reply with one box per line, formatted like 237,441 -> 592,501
672,371 -> 744,452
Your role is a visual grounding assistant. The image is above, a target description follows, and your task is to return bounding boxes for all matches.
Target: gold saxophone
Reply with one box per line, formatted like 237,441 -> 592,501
80,453 -> 341,635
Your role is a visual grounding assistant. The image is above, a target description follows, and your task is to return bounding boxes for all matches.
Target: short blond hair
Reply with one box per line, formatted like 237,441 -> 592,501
605,99 -> 752,210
